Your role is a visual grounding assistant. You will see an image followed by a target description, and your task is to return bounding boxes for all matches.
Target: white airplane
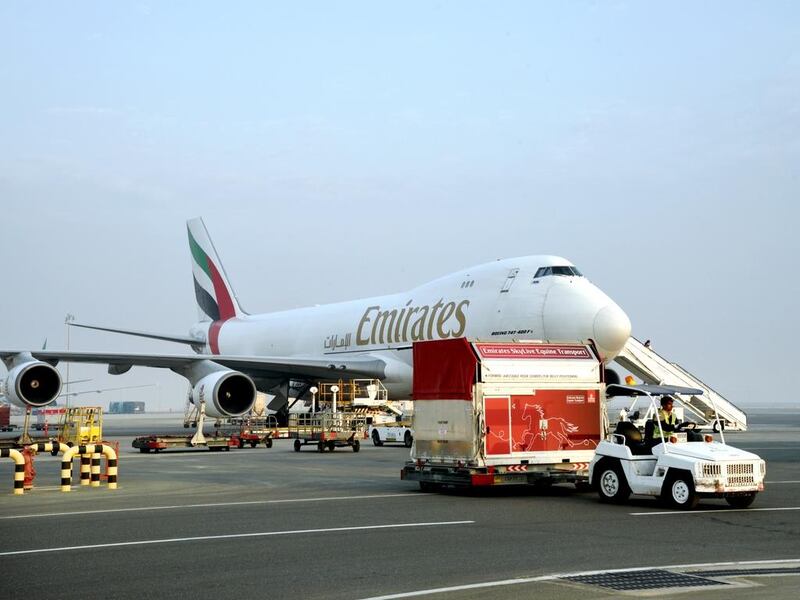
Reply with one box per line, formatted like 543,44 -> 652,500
0,218 -> 631,420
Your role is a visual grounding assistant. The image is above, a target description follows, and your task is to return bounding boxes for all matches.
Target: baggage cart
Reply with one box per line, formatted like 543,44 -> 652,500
288,412 -> 367,452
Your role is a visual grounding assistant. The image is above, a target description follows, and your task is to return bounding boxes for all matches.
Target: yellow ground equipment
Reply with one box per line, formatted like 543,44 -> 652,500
316,379 -> 388,411
58,406 -> 103,445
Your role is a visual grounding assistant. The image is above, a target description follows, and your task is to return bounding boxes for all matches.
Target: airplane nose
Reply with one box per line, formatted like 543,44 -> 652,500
593,303 -> 631,360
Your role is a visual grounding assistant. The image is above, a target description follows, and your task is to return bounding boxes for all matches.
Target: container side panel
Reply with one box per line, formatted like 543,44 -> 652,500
413,399 -> 476,460
510,390 -> 601,452
413,338 -> 477,400
485,396 -> 513,455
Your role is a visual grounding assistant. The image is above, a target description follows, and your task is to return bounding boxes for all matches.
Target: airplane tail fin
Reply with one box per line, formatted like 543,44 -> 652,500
187,217 -> 246,321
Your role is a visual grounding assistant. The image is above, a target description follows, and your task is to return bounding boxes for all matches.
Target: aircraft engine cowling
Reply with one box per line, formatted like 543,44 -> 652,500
191,370 -> 257,418
1,361 -> 62,408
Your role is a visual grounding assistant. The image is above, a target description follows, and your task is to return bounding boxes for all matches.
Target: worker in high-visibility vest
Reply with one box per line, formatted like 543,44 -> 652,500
650,396 -> 679,442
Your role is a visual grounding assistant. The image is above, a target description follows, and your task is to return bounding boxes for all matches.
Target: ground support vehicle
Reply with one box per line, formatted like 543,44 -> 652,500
369,421 -> 414,448
0,437 -> 53,450
32,407 -> 66,431
402,339 -> 607,491
217,416 -> 278,448
132,434 -> 238,453
58,406 -> 103,445
0,405 -> 18,431
108,401 -> 146,414
288,411 -> 367,452
231,431 -> 274,449
590,384 -> 766,509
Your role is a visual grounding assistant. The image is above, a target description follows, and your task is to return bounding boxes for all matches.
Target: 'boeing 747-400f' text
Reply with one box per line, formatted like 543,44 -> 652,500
0,218 -> 631,420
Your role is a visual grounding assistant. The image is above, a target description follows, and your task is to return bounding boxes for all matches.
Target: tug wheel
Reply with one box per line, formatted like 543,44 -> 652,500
352,439 -> 360,453
726,492 -> 756,509
372,430 -> 383,447
663,470 -> 699,510
596,459 -> 631,504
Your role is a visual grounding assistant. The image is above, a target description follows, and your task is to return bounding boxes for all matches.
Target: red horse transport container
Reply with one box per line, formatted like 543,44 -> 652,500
402,338 -> 607,490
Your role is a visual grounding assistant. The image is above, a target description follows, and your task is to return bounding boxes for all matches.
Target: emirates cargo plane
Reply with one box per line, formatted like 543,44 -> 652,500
0,218 -> 631,420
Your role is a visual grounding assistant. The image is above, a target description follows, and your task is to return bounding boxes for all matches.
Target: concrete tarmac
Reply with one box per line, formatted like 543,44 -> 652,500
0,409 -> 797,600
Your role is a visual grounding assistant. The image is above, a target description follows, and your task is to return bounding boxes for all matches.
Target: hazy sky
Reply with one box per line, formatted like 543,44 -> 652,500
1,2 -> 798,410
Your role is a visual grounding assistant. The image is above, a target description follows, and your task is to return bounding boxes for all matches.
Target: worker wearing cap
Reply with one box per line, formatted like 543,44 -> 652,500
651,396 -> 679,442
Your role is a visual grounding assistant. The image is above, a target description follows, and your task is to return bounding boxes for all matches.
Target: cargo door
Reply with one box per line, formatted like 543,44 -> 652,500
495,267 -> 545,337
484,396 -> 512,455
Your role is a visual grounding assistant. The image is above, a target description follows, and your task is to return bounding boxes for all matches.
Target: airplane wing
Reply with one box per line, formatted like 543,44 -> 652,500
68,322 -> 202,346
0,350 -> 387,382
59,383 -> 157,398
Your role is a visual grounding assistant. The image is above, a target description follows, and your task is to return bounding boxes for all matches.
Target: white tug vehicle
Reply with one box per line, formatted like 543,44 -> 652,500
589,384 -> 765,510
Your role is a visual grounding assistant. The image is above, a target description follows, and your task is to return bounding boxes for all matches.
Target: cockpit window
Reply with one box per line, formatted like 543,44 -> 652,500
533,266 -> 583,279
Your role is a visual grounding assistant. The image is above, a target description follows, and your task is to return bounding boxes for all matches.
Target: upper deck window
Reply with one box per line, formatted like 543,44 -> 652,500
533,266 -> 583,279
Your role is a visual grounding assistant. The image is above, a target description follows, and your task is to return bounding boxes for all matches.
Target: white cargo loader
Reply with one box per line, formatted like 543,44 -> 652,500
402,339 -> 608,490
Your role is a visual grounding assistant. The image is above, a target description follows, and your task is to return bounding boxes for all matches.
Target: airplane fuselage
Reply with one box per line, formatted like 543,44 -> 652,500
199,256 -> 631,397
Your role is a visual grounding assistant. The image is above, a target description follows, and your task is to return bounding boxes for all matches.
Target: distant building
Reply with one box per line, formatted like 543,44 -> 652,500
108,401 -> 146,414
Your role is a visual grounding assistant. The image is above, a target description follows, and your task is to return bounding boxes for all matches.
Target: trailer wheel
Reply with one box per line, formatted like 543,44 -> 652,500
372,430 -> 383,447
317,441 -> 326,452
352,439 -> 360,453
596,460 -> 631,504
327,441 -> 336,452
238,438 -> 245,449
293,439 -> 301,452
139,448 -> 150,454
265,438 -> 273,449
663,470 -> 699,510
726,492 -> 756,509
419,481 -> 440,492
404,430 -> 413,448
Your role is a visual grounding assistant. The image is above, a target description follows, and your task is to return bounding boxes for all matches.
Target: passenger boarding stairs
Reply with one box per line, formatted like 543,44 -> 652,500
614,337 -> 747,431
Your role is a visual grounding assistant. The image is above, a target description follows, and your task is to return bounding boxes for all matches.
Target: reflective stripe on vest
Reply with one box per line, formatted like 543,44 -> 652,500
652,410 -> 678,439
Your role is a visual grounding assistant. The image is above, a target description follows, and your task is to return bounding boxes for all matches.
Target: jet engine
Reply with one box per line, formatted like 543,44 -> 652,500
1,360 -> 62,408
191,370 -> 257,418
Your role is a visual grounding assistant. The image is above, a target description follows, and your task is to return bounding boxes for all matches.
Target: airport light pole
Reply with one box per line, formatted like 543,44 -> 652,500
64,313 -> 75,408
331,385 -> 339,414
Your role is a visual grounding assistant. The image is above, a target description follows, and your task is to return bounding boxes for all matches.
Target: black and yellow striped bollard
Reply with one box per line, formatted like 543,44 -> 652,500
0,448 -> 25,495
